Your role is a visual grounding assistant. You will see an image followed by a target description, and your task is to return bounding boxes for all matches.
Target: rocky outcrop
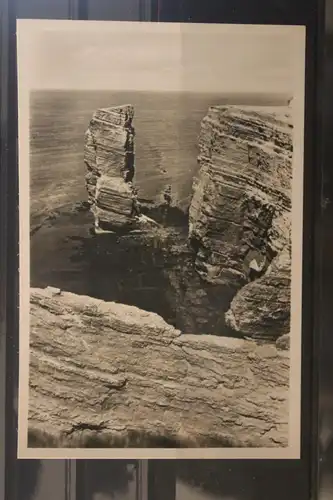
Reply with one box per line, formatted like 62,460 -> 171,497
80,103 -> 294,341
189,105 -> 293,340
28,287 -> 289,449
84,105 -> 138,230
226,244 -> 291,340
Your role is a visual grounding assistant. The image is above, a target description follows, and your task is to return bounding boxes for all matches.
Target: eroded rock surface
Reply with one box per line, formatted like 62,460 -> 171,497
29,287 -> 289,449
226,244 -> 291,340
79,103 -> 294,341
189,105 -> 293,340
84,105 -> 137,230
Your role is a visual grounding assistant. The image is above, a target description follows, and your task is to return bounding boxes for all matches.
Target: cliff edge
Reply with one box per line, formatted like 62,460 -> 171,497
28,287 -> 289,449
189,105 -> 293,340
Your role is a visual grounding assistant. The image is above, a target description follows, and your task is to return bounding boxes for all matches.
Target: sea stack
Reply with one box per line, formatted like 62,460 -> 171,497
189,105 -> 293,340
84,105 -> 137,231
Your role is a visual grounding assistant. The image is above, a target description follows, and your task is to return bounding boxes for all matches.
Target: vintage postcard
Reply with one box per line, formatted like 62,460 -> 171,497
17,19 -> 306,459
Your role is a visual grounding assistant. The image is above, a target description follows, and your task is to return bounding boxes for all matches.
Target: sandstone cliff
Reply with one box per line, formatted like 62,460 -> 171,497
189,105 -> 293,340
29,287 -> 289,449
84,105 -> 137,230
80,103 -> 293,341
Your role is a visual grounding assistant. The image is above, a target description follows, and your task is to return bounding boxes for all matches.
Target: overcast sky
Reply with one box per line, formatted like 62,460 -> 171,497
17,20 -> 305,95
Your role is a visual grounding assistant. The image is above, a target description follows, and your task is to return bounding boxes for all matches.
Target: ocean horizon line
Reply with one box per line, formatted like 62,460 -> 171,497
30,87 -> 292,99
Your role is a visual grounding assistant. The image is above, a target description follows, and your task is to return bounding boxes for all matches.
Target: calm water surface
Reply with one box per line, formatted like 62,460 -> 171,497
30,90 -> 287,216
30,90 -> 227,217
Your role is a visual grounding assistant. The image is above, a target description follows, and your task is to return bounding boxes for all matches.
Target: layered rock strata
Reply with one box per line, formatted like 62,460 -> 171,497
82,103 -> 293,340
226,244 -> 291,341
84,105 -> 137,230
29,287 -> 289,449
189,105 -> 293,340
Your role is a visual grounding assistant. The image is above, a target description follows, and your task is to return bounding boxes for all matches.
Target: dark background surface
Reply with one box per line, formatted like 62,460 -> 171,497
0,0 -> 330,499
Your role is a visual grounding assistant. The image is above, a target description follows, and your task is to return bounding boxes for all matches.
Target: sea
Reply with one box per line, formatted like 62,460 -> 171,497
30,89 -> 288,217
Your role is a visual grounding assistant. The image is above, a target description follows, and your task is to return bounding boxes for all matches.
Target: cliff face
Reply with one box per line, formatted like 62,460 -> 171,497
84,105 -> 137,230
29,287 -> 289,449
80,103 -> 293,341
189,105 -> 293,340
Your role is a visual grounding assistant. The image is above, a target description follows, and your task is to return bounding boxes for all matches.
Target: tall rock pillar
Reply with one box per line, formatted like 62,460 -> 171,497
84,105 -> 137,231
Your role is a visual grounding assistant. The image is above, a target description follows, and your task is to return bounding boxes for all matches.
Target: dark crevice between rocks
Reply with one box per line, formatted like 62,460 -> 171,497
72,226 -> 247,337
31,104 -> 289,342
240,196 -> 279,282
187,193 -> 287,341
30,189 -> 285,342
31,193 -> 279,339
30,201 -> 247,337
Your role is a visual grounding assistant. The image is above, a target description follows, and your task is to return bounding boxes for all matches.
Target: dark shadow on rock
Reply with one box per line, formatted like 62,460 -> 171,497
319,439 -> 333,498
138,199 -> 189,228
30,204 -> 245,338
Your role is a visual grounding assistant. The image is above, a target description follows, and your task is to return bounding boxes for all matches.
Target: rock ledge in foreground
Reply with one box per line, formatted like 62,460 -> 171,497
29,287 -> 289,449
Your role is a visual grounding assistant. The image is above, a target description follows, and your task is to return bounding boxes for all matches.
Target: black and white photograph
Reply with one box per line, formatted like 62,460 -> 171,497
17,20 -> 305,459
